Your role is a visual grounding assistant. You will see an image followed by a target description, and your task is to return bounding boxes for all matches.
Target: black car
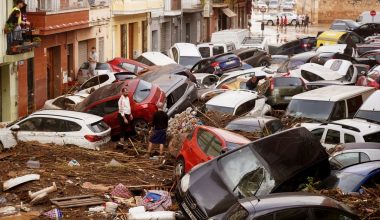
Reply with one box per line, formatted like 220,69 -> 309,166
232,48 -> 271,67
359,49 -> 380,65
330,19 -> 360,31
353,23 -> 380,38
270,37 -> 317,56
223,193 -> 359,220
357,43 -> 380,55
176,127 -> 330,219
191,53 -> 242,76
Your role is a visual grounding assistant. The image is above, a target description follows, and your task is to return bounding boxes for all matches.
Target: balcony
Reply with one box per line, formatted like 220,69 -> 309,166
112,0 -> 163,15
89,0 -> 111,26
3,29 -> 37,62
26,0 -> 90,13
164,0 -> 181,16
181,0 -> 203,13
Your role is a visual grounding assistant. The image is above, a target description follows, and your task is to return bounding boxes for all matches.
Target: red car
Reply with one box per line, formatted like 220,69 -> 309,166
356,66 -> 380,89
75,79 -> 165,135
176,125 -> 250,177
108,57 -> 148,74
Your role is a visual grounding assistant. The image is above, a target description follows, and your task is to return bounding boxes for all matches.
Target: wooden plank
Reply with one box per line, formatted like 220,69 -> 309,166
59,201 -> 104,208
52,198 -> 102,206
50,194 -> 95,202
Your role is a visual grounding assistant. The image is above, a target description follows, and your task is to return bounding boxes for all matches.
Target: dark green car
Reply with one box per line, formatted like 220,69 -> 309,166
267,76 -> 305,107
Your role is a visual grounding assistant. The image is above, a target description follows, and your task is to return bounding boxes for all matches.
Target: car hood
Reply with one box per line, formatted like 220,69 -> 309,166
187,127 -> 330,218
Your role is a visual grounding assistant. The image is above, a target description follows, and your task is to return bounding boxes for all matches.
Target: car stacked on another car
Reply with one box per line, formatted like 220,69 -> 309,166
108,57 -> 148,74
232,48 -> 271,67
191,53 -> 243,76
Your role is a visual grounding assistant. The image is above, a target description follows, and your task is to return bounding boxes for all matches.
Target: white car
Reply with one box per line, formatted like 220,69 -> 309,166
355,90 -> 380,124
280,2 -> 294,10
206,90 -> 271,116
305,118 -> 380,149
135,52 -> 176,66
0,110 -> 111,151
278,12 -> 298,25
241,36 -> 269,52
169,43 -> 202,69
197,42 -> 236,58
329,142 -> 380,170
43,94 -> 87,110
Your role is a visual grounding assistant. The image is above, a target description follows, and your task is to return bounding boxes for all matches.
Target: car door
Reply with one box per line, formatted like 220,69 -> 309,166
58,120 -> 83,146
310,128 -> 326,143
186,128 -> 218,168
78,74 -> 111,94
167,83 -> 189,116
323,129 -> 342,149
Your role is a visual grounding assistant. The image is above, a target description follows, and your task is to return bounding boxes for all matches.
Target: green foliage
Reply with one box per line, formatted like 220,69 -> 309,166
300,177 -> 321,192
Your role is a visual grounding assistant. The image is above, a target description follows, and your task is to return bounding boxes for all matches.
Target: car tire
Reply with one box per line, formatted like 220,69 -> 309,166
267,20 -> 274,26
133,119 -> 149,136
175,157 -> 186,178
259,60 -> 270,67
291,20 -> 296,26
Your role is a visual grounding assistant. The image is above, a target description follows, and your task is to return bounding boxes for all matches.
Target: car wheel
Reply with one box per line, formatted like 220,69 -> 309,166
175,157 -> 186,178
291,20 -> 297,26
259,60 -> 270,67
133,119 -> 149,136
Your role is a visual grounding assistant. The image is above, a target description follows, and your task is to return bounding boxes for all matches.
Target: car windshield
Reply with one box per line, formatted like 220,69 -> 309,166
321,172 -> 363,192
286,99 -> 335,121
88,120 -> 109,133
219,147 -> 275,197
96,63 -> 110,70
206,104 -> 235,114
179,56 -> 202,68
277,59 -> 305,72
274,77 -> 303,87
133,80 -> 152,103
355,110 -> 380,124
226,123 -> 261,133
199,47 -> 211,58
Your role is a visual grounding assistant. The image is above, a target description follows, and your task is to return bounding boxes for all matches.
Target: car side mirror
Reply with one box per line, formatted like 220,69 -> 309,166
10,125 -> 20,131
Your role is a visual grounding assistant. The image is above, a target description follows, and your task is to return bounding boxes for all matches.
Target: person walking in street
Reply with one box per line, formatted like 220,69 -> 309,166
88,46 -> 98,78
146,103 -> 169,157
295,15 -> 300,31
284,16 -> 288,31
304,15 -> 310,31
276,16 -> 280,31
301,14 -> 305,28
118,87 -> 132,146
280,16 -> 284,31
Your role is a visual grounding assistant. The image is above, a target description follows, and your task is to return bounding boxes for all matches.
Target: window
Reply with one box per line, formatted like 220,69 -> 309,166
166,83 -> 188,109
135,56 -> 155,66
213,46 -> 225,56
65,121 -> 82,132
274,208 -> 309,220
198,47 -> 211,58
331,152 -> 369,169
311,128 -> 325,141
266,120 -> 284,134
313,208 -> 355,220
196,128 -> 215,152
133,80 -> 152,103
18,118 -> 43,131
364,132 -> 380,143
80,75 -> 109,91
171,48 -> 179,63
347,96 -> 363,118
88,120 -> 109,133
330,101 -> 346,120
226,204 -> 249,220
206,137 -> 223,157
325,129 -> 341,145
88,99 -> 118,117
40,118 -> 66,132
120,63 -> 138,73
235,100 -> 256,116
301,70 -> 324,82
344,133 -> 356,143
255,214 -> 273,220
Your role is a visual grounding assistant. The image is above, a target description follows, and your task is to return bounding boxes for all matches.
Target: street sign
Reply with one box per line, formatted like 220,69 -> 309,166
370,10 -> 376,16
260,7 -> 267,13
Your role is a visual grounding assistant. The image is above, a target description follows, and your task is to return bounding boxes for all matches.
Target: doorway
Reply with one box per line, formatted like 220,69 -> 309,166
67,44 -> 74,80
47,46 -> 61,99
185,23 -> 190,43
27,58 -> 34,114
128,23 -> 134,59
121,24 -> 128,58
152,30 -> 158,51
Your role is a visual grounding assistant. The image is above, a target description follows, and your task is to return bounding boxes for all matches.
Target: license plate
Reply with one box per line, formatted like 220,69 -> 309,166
181,202 -> 197,220
225,60 -> 236,65
284,96 -> 292,100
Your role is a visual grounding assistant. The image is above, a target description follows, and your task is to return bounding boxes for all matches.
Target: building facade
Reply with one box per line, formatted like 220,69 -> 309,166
1,0 -> 37,121
181,0 -> 203,44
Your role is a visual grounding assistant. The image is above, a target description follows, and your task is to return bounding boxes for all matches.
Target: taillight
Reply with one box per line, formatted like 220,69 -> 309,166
302,43 -> 311,48
84,135 -> 102,142
211,62 -> 220,67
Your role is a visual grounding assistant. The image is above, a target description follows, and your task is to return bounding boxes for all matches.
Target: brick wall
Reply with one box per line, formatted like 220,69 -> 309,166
17,61 -> 28,117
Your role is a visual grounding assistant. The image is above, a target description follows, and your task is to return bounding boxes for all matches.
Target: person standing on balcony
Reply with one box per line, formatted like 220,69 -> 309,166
6,10 -> 22,42
12,0 -> 29,26
88,47 -> 99,77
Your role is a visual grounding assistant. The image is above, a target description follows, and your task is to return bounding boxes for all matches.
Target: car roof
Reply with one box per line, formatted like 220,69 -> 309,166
199,125 -> 250,144
340,160 -> 380,175
292,85 -> 374,102
151,74 -> 187,93
331,118 -> 380,134
173,43 -> 200,57
140,52 -> 176,65
341,142 -> 380,150
206,90 -> 258,108
358,90 -> 380,111
31,110 -> 102,124
291,51 -> 318,61
240,192 -> 355,216
227,116 -> 279,128
232,48 -> 260,54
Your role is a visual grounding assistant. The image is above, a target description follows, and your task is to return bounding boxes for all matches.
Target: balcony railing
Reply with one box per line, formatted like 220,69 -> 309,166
164,0 -> 181,11
27,0 -> 89,12
5,29 -> 40,55
181,0 -> 202,9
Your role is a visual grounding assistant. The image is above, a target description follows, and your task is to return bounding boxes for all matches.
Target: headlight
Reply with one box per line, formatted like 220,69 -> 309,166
180,174 -> 190,192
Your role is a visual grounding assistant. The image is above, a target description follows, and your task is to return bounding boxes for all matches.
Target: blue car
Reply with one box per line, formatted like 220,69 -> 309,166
321,161 -> 380,193
190,53 -> 243,76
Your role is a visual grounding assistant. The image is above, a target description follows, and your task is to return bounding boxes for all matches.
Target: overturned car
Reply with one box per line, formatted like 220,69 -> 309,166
176,127 -> 330,220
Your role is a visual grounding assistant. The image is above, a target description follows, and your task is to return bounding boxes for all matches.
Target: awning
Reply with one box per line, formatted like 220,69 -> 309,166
222,8 -> 237,17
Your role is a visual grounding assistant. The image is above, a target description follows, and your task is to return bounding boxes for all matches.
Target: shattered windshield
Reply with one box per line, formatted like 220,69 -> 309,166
219,147 -> 275,197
